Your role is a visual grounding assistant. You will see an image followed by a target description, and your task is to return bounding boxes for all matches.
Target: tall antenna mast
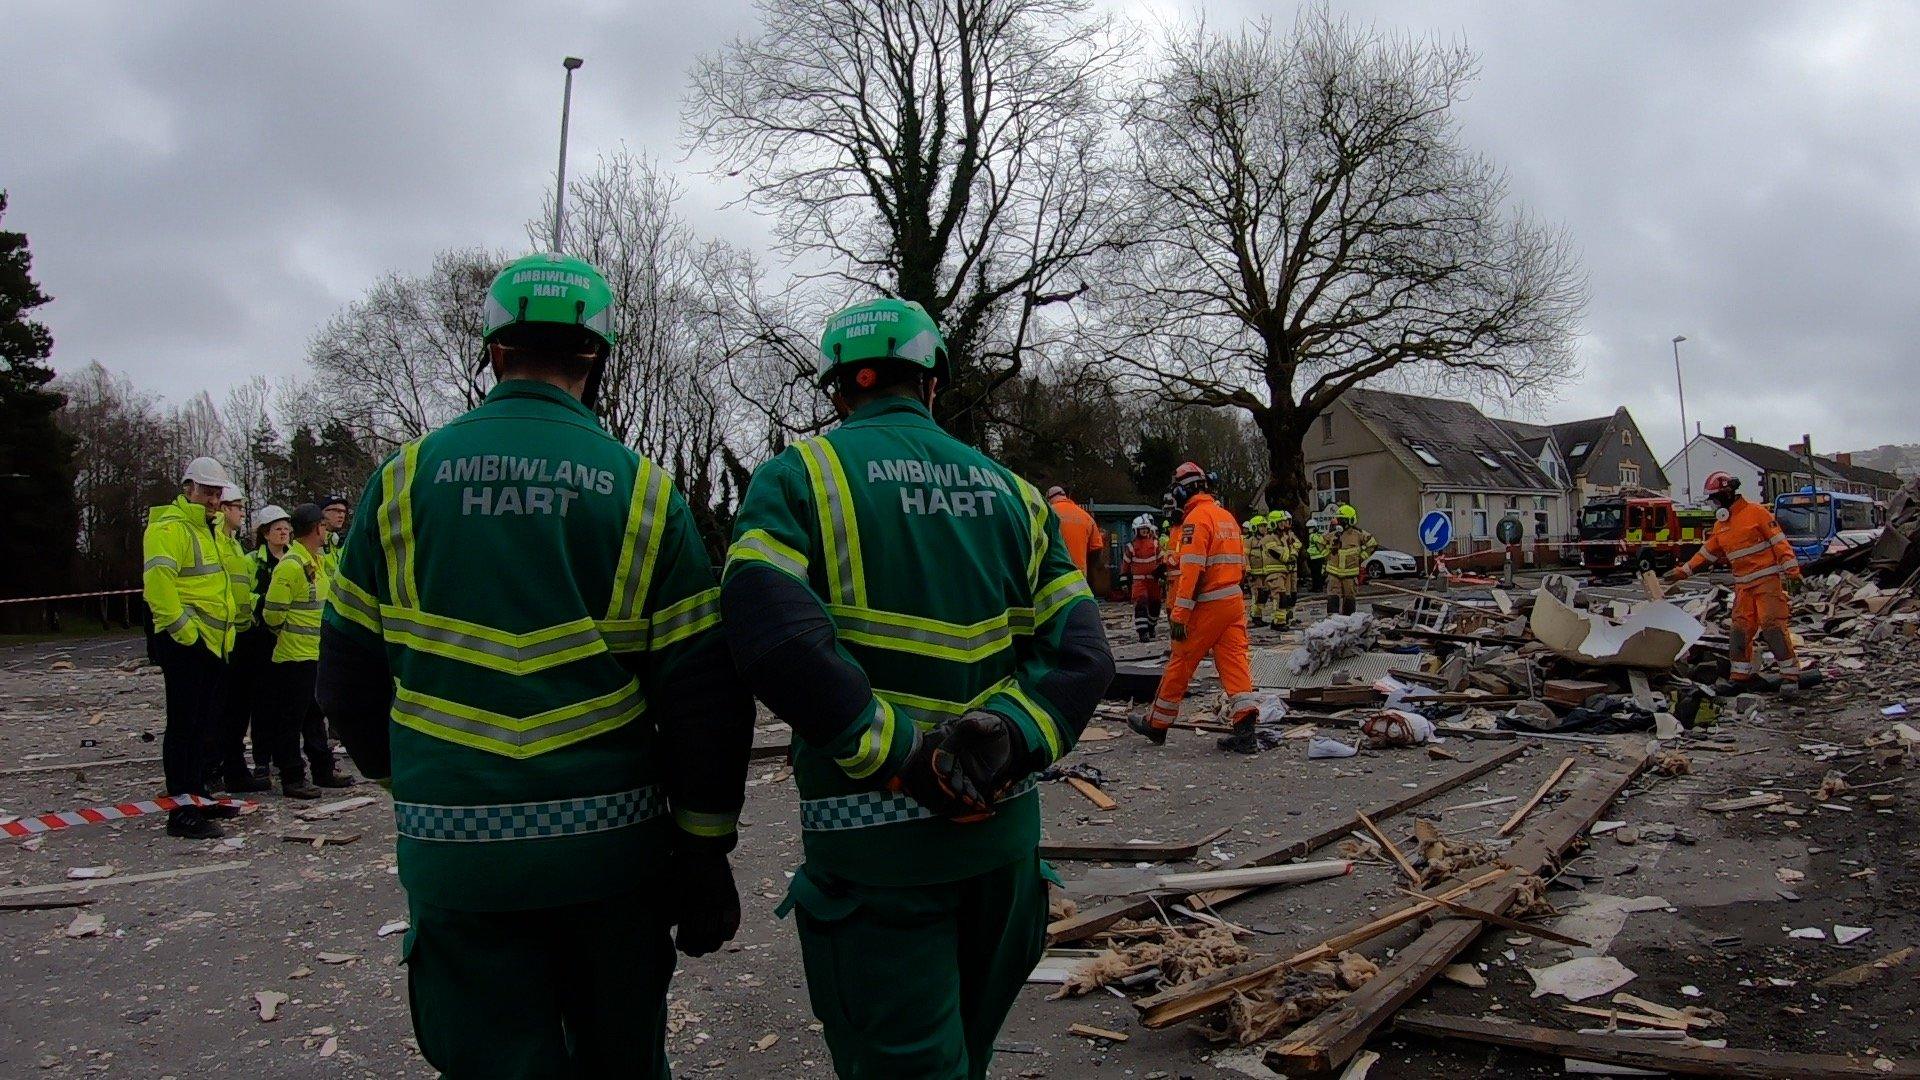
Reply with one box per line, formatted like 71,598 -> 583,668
552,57 -> 584,252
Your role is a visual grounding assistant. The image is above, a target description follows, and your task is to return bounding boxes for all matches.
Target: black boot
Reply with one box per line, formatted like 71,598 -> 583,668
282,777 -> 324,800
1127,711 -> 1168,746
225,772 -> 272,794
1215,713 -> 1261,754
166,808 -> 223,840
313,772 -> 357,789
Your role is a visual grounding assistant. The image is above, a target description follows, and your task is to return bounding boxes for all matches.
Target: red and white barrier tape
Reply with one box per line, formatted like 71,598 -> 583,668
2,794 -> 254,839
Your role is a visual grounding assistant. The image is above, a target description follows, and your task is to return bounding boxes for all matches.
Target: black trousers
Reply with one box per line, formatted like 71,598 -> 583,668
270,660 -> 334,783
219,628 -> 274,783
158,634 -> 227,814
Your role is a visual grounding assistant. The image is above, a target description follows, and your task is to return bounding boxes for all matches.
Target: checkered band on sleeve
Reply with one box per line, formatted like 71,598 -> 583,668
393,785 -> 664,843
799,778 -> 1037,833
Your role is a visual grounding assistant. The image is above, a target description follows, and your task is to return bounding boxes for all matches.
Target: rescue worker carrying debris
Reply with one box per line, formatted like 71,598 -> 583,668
1325,504 -> 1377,617
1124,513 -> 1164,641
316,252 -> 754,1078
1262,509 -> 1302,628
1130,461 -> 1258,748
721,297 -> 1114,1080
1664,471 -> 1808,695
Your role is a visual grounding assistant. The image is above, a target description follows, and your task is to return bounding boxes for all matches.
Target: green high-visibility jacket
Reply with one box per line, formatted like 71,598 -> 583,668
322,380 -> 753,912
264,541 -> 326,663
142,496 -> 240,659
1306,531 -> 1328,560
724,396 -> 1109,886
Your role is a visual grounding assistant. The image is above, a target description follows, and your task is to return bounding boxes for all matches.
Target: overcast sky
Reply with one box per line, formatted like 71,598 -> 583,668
3,1 -> 1916,462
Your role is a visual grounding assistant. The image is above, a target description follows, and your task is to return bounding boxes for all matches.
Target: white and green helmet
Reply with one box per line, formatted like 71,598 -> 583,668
817,297 -> 949,387
482,253 -> 617,349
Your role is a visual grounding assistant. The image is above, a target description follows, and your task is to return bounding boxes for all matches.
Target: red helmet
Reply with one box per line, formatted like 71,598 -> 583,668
1172,461 -> 1206,485
1702,471 -> 1738,496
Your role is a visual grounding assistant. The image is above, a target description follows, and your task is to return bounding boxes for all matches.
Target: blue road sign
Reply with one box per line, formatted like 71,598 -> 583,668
1419,510 -> 1453,553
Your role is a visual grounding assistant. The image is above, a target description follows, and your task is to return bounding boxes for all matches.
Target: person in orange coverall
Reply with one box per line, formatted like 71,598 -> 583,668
1123,515 -> 1164,642
1664,471 -> 1808,695
1046,484 -> 1106,578
1130,461 -> 1259,749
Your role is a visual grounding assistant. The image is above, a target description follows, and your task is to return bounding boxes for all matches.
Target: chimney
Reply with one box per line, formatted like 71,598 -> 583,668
1788,441 -> 1806,455
1722,425 -> 1737,440
1835,452 -> 1853,467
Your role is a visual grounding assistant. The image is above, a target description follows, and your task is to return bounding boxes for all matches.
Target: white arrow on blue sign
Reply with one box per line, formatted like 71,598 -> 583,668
1419,510 -> 1453,553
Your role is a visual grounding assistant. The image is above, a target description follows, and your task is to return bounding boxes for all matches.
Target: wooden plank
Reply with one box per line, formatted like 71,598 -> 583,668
1066,776 -> 1119,811
1039,827 -> 1230,863
1499,755 -> 1577,836
0,897 -> 96,912
1134,868 -> 1512,1028
1390,886 -> 1590,948
0,861 -> 251,900
1391,1011 -> 1919,1079
1067,1023 -> 1129,1043
1047,744 -> 1527,946
0,755 -> 161,776
1561,1004 -> 1694,1031
293,795 -> 378,821
1356,811 -> 1420,885
1263,747 -> 1651,1075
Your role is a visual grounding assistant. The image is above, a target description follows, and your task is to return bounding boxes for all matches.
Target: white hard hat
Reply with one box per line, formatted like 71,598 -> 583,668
182,456 -> 232,487
219,484 -> 244,504
252,504 -> 291,532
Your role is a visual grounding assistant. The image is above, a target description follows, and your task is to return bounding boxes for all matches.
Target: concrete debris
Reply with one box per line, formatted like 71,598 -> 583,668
1286,613 -> 1378,676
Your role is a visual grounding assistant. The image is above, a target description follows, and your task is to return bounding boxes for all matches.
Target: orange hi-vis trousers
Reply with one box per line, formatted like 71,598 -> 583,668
1729,577 -> 1797,684
1146,593 -> 1255,730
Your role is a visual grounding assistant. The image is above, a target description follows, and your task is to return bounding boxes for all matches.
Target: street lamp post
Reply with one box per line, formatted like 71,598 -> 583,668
552,57 -> 584,253
1672,335 -> 1692,504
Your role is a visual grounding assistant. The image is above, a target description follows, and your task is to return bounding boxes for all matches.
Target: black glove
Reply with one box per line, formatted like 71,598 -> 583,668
668,848 -> 740,957
944,711 -> 1023,801
889,725 -> 993,821
1170,621 -> 1188,642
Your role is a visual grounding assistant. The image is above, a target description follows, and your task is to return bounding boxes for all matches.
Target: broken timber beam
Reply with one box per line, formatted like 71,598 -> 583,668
1498,754 -> 1577,836
1039,827 -> 1230,863
1391,886 -> 1590,949
0,861 -> 252,900
1391,1011 -> 1920,1079
1046,743 -> 1527,946
1263,745 -> 1651,1076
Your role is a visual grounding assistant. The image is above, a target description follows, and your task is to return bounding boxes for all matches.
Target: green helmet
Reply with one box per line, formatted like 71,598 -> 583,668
818,298 -> 948,388
1273,509 -> 1292,522
482,253 -> 617,350
1338,503 -> 1358,521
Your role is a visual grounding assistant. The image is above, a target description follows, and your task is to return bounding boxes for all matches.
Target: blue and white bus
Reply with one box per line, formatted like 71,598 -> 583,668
1773,487 -> 1884,563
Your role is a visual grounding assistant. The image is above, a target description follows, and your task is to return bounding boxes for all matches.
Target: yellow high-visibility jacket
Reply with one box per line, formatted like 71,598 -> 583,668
142,496 -> 239,659
264,541 -> 328,663
217,527 -> 256,633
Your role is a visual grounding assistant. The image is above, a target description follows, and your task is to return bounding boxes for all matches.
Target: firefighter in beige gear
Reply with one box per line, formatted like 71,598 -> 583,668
1262,510 -> 1302,627
1324,504 -> 1376,616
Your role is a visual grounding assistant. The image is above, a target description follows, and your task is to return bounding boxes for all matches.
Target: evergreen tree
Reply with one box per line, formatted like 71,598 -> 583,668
0,191 -> 78,602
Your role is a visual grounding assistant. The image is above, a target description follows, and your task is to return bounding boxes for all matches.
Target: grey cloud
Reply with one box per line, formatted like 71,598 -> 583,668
3,1 -> 1914,458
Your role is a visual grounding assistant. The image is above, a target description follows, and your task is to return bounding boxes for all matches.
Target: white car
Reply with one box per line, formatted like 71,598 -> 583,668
1366,549 -> 1419,578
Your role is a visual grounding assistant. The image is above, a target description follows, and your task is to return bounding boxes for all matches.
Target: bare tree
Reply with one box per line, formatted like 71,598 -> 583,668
1100,7 -> 1586,515
217,375 -> 272,504
55,363 -> 180,590
304,248 -> 501,445
686,0 -> 1131,444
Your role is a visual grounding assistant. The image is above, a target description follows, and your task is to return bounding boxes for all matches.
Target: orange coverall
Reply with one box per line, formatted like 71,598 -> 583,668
1124,532 -> 1164,641
1675,496 -> 1803,685
1146,493 -> 1256,730
1051,495 -> 1106,576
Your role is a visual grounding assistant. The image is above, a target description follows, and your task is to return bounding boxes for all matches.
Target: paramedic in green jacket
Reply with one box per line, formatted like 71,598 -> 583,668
722,298 -> 1116,1079
315,252 -> 754,1079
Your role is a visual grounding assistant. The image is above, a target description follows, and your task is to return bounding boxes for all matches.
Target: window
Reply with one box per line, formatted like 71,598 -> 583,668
1314,466 -> 1350,509
1569,442 -> 1590,458
1534,512 -> 1550,537
1620,463 -> 1641,486
1620,429 -> 1633,447
1533,495 -> 1548,511
1471,510 -> 1489,538
1476,452 -> 1502,469
1470,493 -> 1485,509
1505,495 -> 1520,510
1322,414 -> 1335,443
1437,492 -> 1454,509
1410,443 -> 1441,467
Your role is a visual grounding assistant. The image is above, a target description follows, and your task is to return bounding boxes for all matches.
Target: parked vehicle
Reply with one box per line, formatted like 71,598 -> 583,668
1366,549 -> 1419,578
1576,494 -> 1713,574
1773,487 -> 1884,563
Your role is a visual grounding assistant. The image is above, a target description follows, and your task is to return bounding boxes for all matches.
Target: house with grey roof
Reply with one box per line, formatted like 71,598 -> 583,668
1302,388 -> 1568,563
1496,406 -> 1668,514
1661,426 -> 1900,506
